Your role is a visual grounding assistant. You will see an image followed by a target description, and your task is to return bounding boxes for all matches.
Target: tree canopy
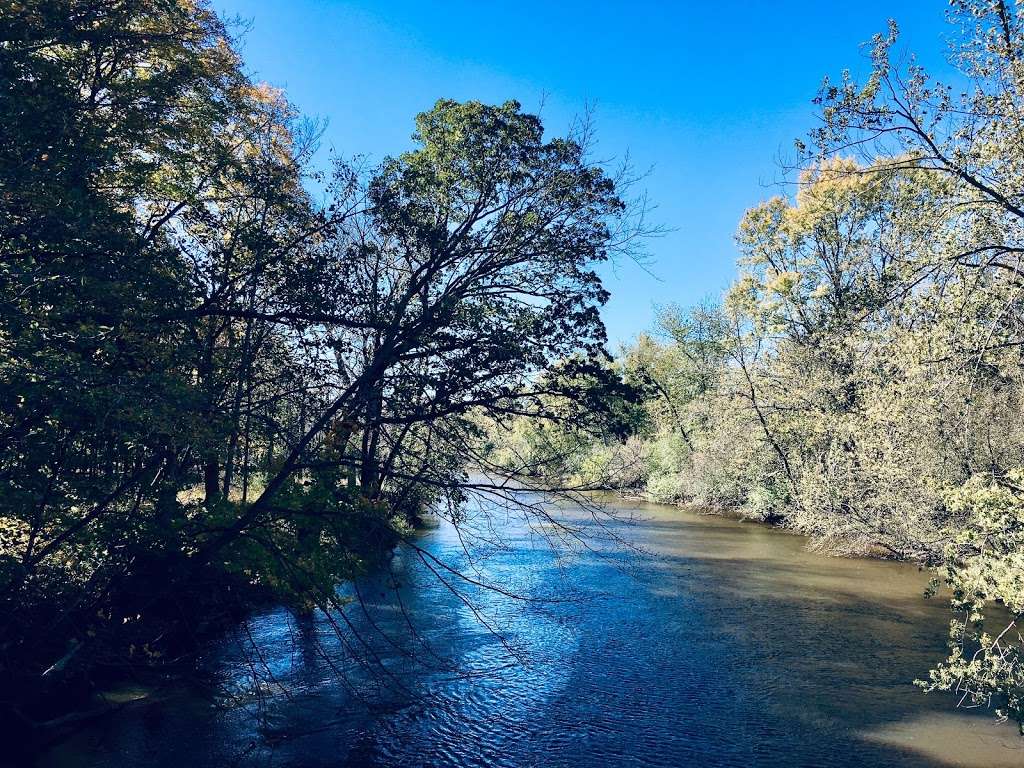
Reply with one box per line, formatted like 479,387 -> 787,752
0,0 -> 636,733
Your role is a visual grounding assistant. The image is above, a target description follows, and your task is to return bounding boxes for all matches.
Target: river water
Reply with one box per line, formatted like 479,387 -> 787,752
42,495 -> 1024,767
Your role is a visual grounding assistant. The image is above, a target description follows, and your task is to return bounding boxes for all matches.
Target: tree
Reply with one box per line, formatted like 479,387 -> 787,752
0,0 -> 259,721
199,98 -> 642,569
808,0 -> 1024,730
0,13 -> 643,731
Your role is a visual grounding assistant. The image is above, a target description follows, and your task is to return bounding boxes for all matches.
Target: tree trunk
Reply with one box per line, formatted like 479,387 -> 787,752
204,454 -> 221,503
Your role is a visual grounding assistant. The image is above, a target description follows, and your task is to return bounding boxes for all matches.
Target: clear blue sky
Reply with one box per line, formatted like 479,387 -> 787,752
216,0 -> 955,348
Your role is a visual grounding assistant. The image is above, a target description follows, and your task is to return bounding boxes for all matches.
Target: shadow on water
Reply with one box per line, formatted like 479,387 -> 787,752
38,499 -> 1024,768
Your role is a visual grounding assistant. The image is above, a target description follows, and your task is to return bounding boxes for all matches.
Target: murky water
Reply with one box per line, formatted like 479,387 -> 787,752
42,496 -> 1024,767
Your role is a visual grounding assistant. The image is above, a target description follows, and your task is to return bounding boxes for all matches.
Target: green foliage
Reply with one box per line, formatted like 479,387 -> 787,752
6,0 -> 1023,741
1,4 -> 634,723
510,0 -> 1024,731
920,474 -> 1024,733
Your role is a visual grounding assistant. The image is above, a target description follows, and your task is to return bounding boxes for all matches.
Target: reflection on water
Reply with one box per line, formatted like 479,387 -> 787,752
42,497 -> 1024,767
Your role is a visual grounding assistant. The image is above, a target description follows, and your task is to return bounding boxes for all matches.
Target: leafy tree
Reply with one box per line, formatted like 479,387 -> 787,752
206,98 -> 641,559
1,14 -> 641,731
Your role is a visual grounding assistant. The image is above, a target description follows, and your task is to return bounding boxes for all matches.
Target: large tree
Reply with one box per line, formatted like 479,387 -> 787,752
0,0 -> 639,731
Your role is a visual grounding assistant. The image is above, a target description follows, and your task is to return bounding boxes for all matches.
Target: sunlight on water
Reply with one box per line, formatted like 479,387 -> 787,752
43,496 -> 1024,768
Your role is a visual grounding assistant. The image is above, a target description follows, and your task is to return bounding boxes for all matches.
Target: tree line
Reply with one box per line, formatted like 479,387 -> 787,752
489,0 -> 1024,733
0,0 -> 637,734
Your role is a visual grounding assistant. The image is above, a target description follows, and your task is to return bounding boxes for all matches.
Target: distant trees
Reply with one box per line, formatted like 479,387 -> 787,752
0,1 -> 635,729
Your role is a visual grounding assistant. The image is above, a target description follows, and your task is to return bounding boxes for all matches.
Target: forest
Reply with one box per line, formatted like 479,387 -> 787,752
1,0 -> 1022,759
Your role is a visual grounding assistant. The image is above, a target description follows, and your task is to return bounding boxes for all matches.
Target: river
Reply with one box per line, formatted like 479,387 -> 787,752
41,495 -> 1024,767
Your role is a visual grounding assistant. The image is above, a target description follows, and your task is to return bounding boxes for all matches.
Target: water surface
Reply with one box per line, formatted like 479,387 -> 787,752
43,497 -> 1024,767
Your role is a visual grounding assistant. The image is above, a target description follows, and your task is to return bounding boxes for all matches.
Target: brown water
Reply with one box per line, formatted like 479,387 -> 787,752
41,496 -> 1024,767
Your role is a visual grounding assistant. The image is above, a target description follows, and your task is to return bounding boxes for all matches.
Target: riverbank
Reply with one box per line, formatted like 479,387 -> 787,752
598,483 -> 916,559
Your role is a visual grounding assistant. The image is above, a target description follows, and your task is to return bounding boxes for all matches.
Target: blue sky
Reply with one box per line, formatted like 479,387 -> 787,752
216,1 -> 955,347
